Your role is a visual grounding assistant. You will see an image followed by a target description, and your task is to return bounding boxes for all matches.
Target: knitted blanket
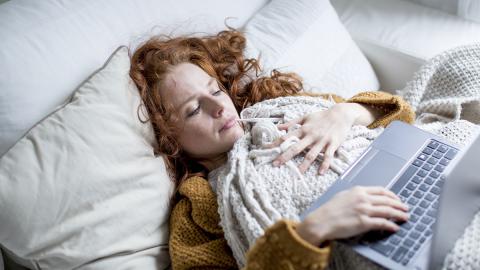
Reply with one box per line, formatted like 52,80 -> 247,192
209,44 -> 480,269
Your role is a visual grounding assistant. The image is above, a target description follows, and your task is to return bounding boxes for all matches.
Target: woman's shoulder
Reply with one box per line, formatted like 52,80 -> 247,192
174,175 -> 223,234
178,175 -> 213,197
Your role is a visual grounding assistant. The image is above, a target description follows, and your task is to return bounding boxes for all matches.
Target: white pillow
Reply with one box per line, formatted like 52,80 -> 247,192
0,47 -> 174,270
0,0 -> 268,158
243,0 -> 380,98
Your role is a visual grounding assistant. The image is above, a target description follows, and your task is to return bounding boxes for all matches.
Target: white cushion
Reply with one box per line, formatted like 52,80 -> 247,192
332,0 -> 480,61
0,0 -> 268,158
0,47 -> 174,270
405,0 -> 480,23
243,0 -> 380,99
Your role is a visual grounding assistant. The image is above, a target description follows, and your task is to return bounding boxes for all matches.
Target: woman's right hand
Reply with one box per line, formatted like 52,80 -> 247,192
296,186 -> 409,247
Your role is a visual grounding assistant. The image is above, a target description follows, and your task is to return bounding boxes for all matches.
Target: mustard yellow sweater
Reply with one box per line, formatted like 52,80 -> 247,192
169,91 -> 415,270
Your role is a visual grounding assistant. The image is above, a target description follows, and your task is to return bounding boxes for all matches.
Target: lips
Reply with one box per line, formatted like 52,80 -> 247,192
220,117 -> 237,132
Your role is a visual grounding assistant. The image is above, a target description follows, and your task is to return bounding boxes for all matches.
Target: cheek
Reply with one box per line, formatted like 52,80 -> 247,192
177,120 -> 214,153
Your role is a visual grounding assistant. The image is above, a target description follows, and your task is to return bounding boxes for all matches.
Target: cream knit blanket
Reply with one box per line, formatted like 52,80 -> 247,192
209,44 -> 480,269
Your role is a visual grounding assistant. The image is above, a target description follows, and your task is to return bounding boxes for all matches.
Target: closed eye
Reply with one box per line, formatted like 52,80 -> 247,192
187,104 -> 200,117
212,90 -> 222,96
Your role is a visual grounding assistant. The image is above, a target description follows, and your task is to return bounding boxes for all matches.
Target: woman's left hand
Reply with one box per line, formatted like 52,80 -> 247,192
269,103 -> 371,175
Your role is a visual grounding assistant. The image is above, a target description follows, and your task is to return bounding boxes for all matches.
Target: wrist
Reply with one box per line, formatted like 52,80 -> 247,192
336,103 -> 377,126
296,217 -> 331,247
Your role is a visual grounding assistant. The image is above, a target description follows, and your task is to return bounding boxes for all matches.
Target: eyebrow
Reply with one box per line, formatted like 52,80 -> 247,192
178,77 -> 216,110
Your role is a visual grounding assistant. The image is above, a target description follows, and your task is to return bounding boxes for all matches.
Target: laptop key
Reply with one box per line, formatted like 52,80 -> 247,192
444,149 -> 458,160
409,231 -> 421,239
440,158 -> 450,166
421,216 -> 433,225
419,184 -> 429,192
392,247 -> 408,262
413,159 -> 423,167
422,163 -> 433,171
431,186 -> 441,195
414,244 -> 421,251
419,237 -> 426,243
430,171 -> 441,179
426,193 -> 436,201
391,166 -> 419,193
422,147 -> 433,155
406,182 -> 417,191
412,176 -> 422,184
414,191 -> 424,199
415,223 -> 427,232
371,242 -> 395,257
432,151 -> 443,159
414,207 -> 425,216
427,157 -> 438,165
417,170 -> 428,177
401,189 -> 412,198
397,229 -> 407,237
438,144 -> 449,153
420,200 -> 429,208
410,214 -> 419,222
418,154 -> 428,161
427,209 -> 437,218
434,165 -> 445,172
425,230 -> 433,237
428,141 -> 439,149
408,197 -> 418,206
389,236 -> 401,245
425,177 -> 435,185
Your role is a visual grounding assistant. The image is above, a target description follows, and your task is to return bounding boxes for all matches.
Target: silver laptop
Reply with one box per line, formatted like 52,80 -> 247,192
301,120 -> 480,270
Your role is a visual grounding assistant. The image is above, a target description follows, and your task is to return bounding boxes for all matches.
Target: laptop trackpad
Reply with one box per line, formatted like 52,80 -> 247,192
352,150 -> 406,187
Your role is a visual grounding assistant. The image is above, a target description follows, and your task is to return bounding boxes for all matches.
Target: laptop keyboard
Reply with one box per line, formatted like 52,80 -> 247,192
361,139 -> 458,266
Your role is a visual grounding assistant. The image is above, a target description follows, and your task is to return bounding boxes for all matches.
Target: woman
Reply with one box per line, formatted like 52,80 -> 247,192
129,29 -> 414,269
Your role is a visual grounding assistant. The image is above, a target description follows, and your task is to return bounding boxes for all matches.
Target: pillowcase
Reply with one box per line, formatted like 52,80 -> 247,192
0,47 -> 174,270
243,0 -> 380,98
0,0 -> 268,158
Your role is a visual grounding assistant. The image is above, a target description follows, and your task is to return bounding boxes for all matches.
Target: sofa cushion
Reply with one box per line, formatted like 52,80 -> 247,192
244,0 -> 380,99
0,47 -> 173,270
332,0 -> 480,61
0,0 -> 268,158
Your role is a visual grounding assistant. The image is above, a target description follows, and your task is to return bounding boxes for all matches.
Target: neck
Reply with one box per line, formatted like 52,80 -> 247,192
197,152 -> 228,171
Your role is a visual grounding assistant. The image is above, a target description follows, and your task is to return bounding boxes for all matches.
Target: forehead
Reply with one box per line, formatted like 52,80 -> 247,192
161,63 -> 211,107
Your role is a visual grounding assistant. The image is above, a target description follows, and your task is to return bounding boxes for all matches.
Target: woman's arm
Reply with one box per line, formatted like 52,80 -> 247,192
169,176 -> 332,270
169,177 -> 237,269
271,91 -> 415,174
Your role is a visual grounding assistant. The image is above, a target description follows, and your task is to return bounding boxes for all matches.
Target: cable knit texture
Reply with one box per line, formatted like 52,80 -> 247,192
169,91 -> 414,270
397,44 -> 480,270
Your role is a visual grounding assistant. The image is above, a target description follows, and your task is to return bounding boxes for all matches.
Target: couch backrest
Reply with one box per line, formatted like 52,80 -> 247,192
0,0 -> 268,158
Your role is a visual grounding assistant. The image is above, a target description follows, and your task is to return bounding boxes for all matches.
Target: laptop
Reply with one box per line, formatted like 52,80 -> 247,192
301,120 -> 480,270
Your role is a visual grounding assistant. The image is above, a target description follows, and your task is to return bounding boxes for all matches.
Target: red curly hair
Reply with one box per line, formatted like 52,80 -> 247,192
129,29 -> 309,195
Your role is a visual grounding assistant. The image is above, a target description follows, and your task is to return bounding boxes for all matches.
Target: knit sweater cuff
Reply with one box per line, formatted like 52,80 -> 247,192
346,91 -> 415,129
245,219 -> 331,270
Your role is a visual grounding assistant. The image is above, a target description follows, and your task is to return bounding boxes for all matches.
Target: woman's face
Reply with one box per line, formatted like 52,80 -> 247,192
161,62 -> 244,161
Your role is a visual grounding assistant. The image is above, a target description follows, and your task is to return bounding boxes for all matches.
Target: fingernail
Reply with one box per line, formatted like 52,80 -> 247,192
273,161 -> 280,167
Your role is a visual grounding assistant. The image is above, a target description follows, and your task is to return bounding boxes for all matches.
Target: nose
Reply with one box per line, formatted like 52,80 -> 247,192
207,97 -> 224,118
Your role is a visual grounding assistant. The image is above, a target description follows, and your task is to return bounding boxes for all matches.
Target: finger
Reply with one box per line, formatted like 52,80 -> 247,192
273,137 -> 313,166
364,186 -> 400,201
365,205 -> 409,222
277,117 -> 304,131
264,128 -> 303,149
369,195 -> 409,212
361,216 -> 400,232
318,143 -> 336,175
298,142 -> 326,173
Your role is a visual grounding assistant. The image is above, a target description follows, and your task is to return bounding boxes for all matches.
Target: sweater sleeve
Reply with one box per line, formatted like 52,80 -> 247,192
315,91 -> 415,128
169,176 -> 331,270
